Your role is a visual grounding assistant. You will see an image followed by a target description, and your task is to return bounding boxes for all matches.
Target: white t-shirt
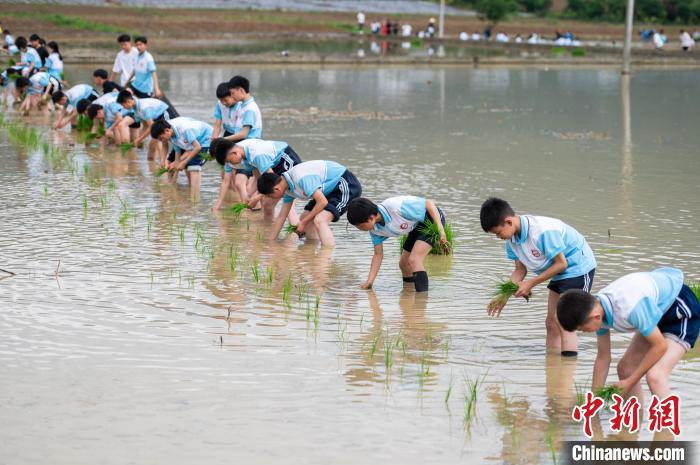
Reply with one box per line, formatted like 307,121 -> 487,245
112,48 -> 138,87
357,12 -> 365,24
680,32 -> 694,48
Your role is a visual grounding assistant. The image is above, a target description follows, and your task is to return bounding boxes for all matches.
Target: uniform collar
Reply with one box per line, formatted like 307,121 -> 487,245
512,215 -> 529,245
375,204 -> 390,231
598,294 -> 614,330
282,172 -> 294,195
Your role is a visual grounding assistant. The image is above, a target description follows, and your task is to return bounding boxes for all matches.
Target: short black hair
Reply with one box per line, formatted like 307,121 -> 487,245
93,69 -> 109,79
29,34 -> 41,42
151,119 -> 171,139
479,197 -> 515,232
347,198 -> 379,225
557,290 -> 597,332
116,89 -> 134,105
87,104 -> 103,120
51,91 -> 66,104
15,76 -> 30,90
15,36 -> 27,50
134,36 -> 148,44
76,99 -> 91,115
117,34 -> 131,43
211,137 -> 234,166
228,75 -> 250,93
257,172 -> 282,195
216,82 -> 230,99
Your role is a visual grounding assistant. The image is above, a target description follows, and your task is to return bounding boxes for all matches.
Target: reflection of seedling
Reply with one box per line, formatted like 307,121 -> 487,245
256,231 -> 264,242
228,246 -> 239,272
546,424 -> 558,465
178,225 -> 186,243
594,385 -> 623,405
251,262 -> 260,283
43,184 -> 48,197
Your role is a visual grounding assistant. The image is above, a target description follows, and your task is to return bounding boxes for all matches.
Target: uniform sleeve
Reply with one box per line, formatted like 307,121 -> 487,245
251,153 -> 274,173
537,230 -> 567,260
282,194 -> 294,204
183,129 -> 197,147
214,104 -> 222,120
298,175 -> 323,198
241,109 -> 255,127
627,297 -> 661,337
398,197 -> 427,222
596,327 -> 609,336
112,55 -> 122,73
370,233 -> 388,246
147,57 -> 156,73
223,164 -> 233,174
505,242 -> 518,261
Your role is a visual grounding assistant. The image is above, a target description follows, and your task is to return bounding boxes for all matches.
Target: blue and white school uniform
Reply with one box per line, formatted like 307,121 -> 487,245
26,71 -> 49,94
65,84 -> 100,110
214,101 -> 239,136
91,92 -> 119,126
20,47 -> 41,76
596,267 -> 700,350
236,139 -> 301,175
132,97 -> 170,123
281,160 -> 362,221
167,117 -> 214,171
369,196 -> 447,251
131,50 -> 156,97
45,52 -> 63,80
505,215 -> 596,293
235,96 -> 263,138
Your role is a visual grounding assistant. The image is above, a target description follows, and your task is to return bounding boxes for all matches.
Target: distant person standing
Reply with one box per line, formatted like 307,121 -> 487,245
653,29 -> 665,50
110,34 -> 138,88
357,11 -> 365,33
402,23 -> 412,37
680,29 -> 695,51
128,36 -> 161,98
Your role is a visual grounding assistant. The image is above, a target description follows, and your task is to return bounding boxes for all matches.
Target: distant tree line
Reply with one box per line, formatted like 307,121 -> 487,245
450,0 -> 700,24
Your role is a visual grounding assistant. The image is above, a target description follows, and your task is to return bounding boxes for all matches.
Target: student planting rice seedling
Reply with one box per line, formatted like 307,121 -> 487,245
151,117 -> 213,191
225,202 -> 248,220
480,197 -> 596,357
52,83 -> 100,129
211,138 -> 302,216
14,71 -> 59,113
346,196 -> 450,292
257,160 -> 362,246
558,267 -> 700,398
116,90 -> 179,159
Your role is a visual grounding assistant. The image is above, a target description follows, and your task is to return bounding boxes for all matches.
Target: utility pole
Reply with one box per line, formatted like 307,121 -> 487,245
622,0 -> 635,74
439,0 -> 445,39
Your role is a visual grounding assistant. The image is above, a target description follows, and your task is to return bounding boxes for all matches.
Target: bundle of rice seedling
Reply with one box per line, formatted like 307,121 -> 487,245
119,143 -> 134,154
225,202 -> 248,219
76,115 -> 92,132
491,279 -> 520,309
284,224 -> 298,235
688,282 -> 700,301
84,132 -> 99,142
398,220 -> 454,255
199,152 -> 213,162
154,167 -> 169,177
594,385 -> 622,404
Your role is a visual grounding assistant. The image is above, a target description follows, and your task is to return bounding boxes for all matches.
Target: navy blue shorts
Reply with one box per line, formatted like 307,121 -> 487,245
271,145 -> 302,175
303,169 -> 362,222
168,147 -> 208,172
221,131 -> 254,177
548,269 -> 595,294
402,208 -> 446,253
658,284 -> 700,351
129,84 -> 151,99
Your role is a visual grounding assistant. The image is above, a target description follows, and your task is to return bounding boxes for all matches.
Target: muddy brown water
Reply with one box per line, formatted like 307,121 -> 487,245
1,65 -> 699,464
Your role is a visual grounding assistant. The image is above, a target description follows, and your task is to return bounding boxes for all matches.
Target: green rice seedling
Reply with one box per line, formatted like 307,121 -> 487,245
297,280 -> 310,303
43,184 -> 48,197
118,143 -> 134,155
154,166 -> 169,177
305,299 -> 312,321
398,220 -> 454,255
199,152 -> 213,162
228,246 -> 239,273
594,385 -> 623,404
546,424 -> 558,464
383,332 -> 394,370
84,132 -> 99,142
266,267 -> 273,284
445,373 -> 454,406
108,179 -> 116,193
251,262 -> 260,284
256,231 -> 264,242
491,278 -> 528,308
313,298 -> 320,330
418,355 -> 430,389
82,195 -> 88,211
359,312 -> 364,332
282,274 -> 292,303
41,141 -> 50,156
574,382 -> 587,406
178,225 -> 186,243
368,331 -> 381,359
443,335 -> 451,358
463,374 -> 481,423
76,114 -> 92,132
688,282 -> 700,301
284,223 -> 298,235
119,209 -> 130,227
225,202 -> 247,220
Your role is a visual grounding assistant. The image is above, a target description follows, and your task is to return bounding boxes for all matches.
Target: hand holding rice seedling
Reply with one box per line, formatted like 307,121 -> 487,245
225,202 -> 248,219
417,220 -> 454,255
118,143 -> 134,154
154,166 -> 170,177
488,279 -> 530,316
594,385 -> 623,404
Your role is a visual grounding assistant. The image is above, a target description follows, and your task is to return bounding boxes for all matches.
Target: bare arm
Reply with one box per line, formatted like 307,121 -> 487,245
487,260 -> 528,316
214,171 -> 233,210
361,244 -> 384,289
152,71 -> 161,97
134,119 -> 152,145
592,331 -> 612,390
268,201 -> 294,241
211,120 -> 221,141
54,108 -> 73,129
614,328 -> 667,394
175,141 -> 201,170
223,125 -> 251,143
295,190 -> 328,235
515,252 -> 568,297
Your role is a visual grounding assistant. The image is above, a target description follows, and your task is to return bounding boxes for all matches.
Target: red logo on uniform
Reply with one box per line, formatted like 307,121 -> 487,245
531,249 -> 541,258
400,223 -> 409,230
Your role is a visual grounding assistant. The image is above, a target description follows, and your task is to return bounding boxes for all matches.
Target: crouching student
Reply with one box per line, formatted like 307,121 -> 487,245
85,91 -> 125,142
347,196 -> 449,292
257,160 -> 362,246
52,83 -> 100,129
557,267 -> 699,400
211,138 -> 301,213
116,90 -> 178,158
480,197 -> 596,356
14,71 -> 60,112
93,68 -> 123,94
151,117 -> 213,191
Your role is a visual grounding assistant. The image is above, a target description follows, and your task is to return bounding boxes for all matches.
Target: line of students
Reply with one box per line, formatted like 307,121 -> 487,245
4,30 -> 698,408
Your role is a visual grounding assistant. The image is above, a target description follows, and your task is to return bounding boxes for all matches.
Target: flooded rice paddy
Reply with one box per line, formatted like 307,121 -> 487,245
1,66 -> 699,464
